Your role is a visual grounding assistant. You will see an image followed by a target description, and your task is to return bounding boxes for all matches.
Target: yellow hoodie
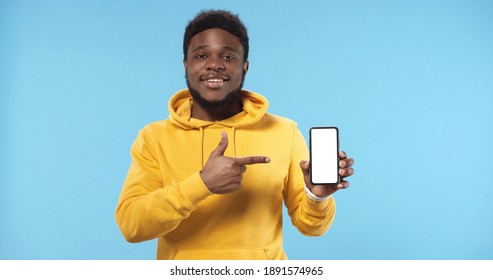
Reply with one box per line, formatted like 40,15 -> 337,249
115,89 -> 336,260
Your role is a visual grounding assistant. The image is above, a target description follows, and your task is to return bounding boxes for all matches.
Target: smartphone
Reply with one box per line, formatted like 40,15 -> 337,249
309,127 -> 339,185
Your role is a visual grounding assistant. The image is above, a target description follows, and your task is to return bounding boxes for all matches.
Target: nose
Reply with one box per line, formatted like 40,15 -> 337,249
205,57 -> 225,71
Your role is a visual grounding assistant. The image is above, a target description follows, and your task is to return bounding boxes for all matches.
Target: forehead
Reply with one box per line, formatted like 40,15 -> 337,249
188,28 -> 243,53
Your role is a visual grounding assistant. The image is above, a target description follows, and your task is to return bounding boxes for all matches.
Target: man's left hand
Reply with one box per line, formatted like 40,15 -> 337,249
300,151 -> 355,198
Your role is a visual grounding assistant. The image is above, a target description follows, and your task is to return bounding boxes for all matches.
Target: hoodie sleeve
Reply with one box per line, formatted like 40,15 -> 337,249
115,128 -> 212,243
283,128 -> 336,236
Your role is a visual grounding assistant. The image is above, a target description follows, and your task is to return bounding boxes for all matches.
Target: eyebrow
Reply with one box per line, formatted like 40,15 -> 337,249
191,45 -> 240,54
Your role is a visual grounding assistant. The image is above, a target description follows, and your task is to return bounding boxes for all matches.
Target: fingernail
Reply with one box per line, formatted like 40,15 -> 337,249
265,157 -> 271,163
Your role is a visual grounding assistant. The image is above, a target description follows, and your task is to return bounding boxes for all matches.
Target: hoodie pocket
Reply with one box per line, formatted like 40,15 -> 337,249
175,249 -> 268,260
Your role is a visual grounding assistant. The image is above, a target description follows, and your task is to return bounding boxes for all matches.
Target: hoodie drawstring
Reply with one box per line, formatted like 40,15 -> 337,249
199,127 -> 205,169
232,127 -> 237,157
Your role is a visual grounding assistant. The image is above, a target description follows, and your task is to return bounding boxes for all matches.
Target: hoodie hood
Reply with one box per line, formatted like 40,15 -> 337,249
168,89 -> 269,130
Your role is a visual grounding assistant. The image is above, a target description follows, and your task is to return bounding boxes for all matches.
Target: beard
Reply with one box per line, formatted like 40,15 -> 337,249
185,72 -> 245,112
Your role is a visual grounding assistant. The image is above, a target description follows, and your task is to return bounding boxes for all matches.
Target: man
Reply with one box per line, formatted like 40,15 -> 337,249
115,10 -> 354,260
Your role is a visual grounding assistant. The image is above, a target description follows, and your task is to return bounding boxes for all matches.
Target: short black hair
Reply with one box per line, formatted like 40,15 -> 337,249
183,10 -> 249,61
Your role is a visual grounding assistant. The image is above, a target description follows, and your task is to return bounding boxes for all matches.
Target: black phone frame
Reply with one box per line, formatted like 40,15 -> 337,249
309,126 -> 340,185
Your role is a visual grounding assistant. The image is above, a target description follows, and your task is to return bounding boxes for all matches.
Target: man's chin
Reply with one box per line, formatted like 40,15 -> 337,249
188,86 -> 242,111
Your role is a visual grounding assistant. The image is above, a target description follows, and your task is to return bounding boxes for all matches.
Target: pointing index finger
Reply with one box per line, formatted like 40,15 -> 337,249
233,156 -> 271,166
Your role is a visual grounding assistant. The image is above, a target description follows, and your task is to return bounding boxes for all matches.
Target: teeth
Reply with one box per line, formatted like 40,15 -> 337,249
206,79 -> 223,83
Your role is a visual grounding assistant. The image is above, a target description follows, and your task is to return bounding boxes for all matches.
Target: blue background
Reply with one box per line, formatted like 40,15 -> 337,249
1,0 -> 492,259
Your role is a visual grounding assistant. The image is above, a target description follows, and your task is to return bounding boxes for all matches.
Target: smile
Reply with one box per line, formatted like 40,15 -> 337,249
205,79 -> 225,83
201,78 -> 229,89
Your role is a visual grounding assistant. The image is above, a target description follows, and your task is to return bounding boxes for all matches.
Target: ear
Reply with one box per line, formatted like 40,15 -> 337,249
183,59 -> 187,72
243,61 -> 249,75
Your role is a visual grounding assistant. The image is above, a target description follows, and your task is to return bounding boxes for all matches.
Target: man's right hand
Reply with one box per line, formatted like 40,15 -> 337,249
200,131 -> 271,194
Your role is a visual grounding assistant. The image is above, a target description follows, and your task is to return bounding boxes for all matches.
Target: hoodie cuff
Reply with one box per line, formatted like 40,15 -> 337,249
305,196 -> 332,212
179,172 -> 213,205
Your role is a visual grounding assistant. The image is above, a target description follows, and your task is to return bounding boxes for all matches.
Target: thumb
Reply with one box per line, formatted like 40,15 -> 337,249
300,160 -> 314,187
300,160 -> 311,178
210,131 -> 228,158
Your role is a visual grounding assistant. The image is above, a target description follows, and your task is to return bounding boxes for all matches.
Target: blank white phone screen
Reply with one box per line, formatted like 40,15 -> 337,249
310,127 -> 338,184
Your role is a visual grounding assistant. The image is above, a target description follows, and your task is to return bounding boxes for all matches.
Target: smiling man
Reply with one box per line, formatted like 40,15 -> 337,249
185,27 -> 248,121
115,10 -> 354,260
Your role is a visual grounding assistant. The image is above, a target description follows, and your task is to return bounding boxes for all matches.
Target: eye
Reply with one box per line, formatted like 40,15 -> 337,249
223,55 -> 235,60
195,54 -> 207,59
